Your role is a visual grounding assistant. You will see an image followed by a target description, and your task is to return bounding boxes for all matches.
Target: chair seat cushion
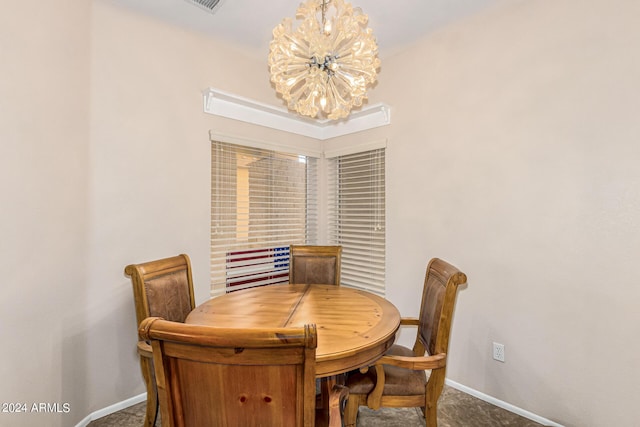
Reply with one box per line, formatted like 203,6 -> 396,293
345,344 -> 427,396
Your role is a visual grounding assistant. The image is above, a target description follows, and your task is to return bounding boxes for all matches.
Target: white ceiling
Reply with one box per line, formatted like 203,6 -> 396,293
111,0 -> 497,58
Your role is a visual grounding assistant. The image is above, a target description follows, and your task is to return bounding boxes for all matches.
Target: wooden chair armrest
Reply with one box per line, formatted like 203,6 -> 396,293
137,340 -> 153,358
366,365 -> 385,410
365,353 -> 447,410
377,353 -> 447,370
399,317 -> 420,326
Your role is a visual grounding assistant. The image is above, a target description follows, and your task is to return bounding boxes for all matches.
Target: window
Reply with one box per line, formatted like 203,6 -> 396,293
327,148 -> 386,295
211,141 -> 318,294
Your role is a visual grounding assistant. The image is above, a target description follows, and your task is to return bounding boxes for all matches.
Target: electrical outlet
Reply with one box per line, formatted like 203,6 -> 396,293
493,342 -> 505,362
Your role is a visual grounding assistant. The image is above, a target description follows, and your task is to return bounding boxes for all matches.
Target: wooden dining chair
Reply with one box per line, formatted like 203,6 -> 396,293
139,317 -> 348,427
289,245 -> 342,285
343,258 -> 467,427
124,254 -> 196,427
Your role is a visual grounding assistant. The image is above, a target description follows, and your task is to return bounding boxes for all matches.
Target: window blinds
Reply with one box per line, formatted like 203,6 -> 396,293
327,148 -> 386,296
211,141 -> 318,295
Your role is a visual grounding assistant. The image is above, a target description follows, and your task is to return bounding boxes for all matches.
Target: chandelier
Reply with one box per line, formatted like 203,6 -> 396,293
268,0 -> 380,120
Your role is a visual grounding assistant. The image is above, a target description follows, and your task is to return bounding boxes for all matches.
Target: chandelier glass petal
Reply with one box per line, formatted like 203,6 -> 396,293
268,0 -> 380,120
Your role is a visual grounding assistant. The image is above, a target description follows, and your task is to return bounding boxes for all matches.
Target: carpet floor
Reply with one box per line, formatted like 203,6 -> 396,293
87,386 -> 543,426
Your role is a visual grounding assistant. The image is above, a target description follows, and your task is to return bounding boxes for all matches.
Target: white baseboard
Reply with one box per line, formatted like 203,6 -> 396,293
445,379 -> 563,427
74,393 -> 146,427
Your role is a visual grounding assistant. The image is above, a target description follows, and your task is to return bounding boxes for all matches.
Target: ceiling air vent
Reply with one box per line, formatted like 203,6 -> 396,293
184,0 -> 224,14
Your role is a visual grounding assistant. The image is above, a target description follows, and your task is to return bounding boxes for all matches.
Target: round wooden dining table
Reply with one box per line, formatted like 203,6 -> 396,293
185,283 -> 401,377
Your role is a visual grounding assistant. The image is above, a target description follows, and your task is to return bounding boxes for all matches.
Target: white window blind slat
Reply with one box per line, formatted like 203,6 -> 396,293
327,148 -> 386,296
227,267 -> 289,282
227,277 -> 290,292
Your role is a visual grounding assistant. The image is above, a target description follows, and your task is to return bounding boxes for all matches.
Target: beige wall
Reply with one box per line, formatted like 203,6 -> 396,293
0,1 -> 91,426
2,0 -> 639,426
348,0 -> 640,425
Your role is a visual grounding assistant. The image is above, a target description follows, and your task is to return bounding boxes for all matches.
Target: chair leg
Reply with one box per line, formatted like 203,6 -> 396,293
140,356 -> 158,427
425,406 -> 437,427
424,369 -> 445,427
343,394 -> 363,427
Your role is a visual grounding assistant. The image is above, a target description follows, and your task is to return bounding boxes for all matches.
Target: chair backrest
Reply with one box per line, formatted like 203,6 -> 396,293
125,254 -> 196,327
139,318 -> 318,427
416,258 -> 467,357
289,245 -> 342,285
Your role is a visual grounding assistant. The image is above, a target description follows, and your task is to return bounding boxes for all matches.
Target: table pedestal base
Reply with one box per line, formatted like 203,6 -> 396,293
316,374 -> 348,427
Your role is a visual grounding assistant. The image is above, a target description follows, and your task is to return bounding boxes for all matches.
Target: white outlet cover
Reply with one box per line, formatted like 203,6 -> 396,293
493,342 -> 505,362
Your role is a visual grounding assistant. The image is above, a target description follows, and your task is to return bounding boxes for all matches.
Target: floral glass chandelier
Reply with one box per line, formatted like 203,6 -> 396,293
268,0 -> 380,120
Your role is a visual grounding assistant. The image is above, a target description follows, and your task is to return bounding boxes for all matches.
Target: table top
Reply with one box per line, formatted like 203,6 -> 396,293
186,284 -> 401,377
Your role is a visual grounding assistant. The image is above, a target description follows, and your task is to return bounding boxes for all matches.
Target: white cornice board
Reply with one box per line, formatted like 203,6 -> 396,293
202,88 -> 391,140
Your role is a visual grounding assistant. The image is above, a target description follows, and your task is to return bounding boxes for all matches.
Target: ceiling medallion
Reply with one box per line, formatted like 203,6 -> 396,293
268,0 -> 380,120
